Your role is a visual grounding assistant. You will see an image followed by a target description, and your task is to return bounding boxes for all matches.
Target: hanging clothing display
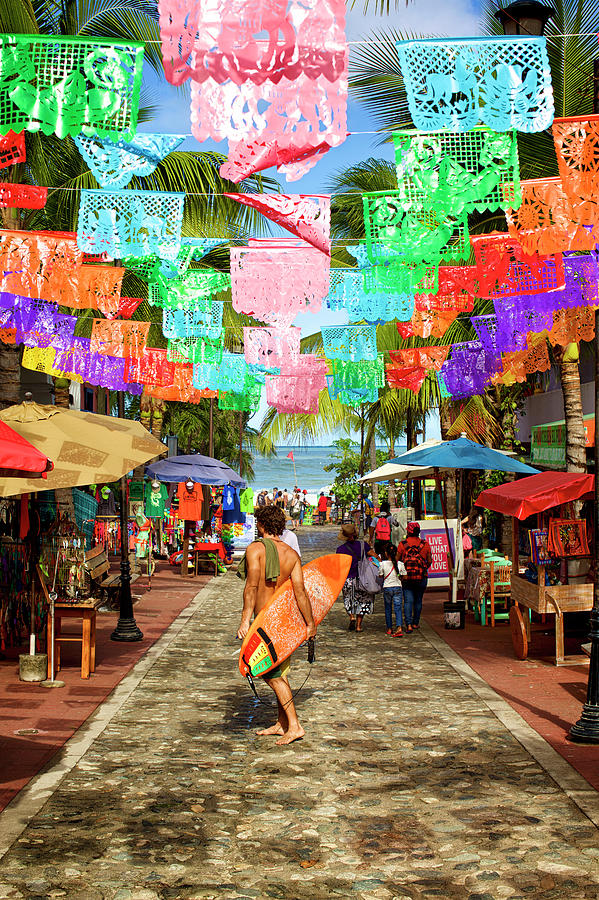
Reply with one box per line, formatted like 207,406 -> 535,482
177,481 -> 204,521
96,486 -> 116,517
222,484 -> 235,511
240,487 -> 254,514
222,487 -> 244,525
145,482 -> 169,518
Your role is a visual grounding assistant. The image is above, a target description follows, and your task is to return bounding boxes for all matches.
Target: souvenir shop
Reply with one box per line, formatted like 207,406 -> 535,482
469,471 -> 594,666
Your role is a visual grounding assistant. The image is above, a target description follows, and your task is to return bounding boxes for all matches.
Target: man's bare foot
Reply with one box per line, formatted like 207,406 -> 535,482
275,726 -> 305,745
256,723 -> 285,736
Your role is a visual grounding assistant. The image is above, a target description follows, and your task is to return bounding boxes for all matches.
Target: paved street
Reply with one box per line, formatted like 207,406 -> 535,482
0,526 -> 598,899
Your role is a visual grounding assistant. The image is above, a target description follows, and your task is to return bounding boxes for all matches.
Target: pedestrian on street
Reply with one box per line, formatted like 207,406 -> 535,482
369,501 -> 399,556
397,522 -> 432,633
336,523 -> 377,632
237,505 -> 315,745
317,492 -> 328,525
299,489 -> 308,525
380,543 -> 407,637
282,526 -> 301,558
363,496 -> 374,533
288,489 -> 301,531
462,506 -> 484,552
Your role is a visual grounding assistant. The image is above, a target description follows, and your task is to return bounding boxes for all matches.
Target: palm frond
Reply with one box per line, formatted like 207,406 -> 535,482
349,29 -> 425,137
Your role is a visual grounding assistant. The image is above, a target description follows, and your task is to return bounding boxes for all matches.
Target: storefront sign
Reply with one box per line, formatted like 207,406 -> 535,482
416,518 -> 462,587
531,415 -> 594,469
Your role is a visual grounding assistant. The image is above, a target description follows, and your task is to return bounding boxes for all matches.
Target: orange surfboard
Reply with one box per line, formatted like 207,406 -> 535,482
239,553 -> 351,679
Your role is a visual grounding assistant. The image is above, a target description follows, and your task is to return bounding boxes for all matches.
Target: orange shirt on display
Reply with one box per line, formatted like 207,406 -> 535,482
177,482 -> 204,521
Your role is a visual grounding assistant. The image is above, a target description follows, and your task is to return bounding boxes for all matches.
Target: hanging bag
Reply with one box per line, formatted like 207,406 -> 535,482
358,541 -> 383,594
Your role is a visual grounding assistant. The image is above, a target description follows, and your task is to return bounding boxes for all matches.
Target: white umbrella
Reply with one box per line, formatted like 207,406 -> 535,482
359,440 -> 442,484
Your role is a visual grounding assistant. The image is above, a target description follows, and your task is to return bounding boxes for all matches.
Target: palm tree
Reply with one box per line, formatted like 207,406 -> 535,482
348,0 -> 599,472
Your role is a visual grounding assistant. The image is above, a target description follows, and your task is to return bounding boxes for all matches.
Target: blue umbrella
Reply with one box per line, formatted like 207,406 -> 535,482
388,436 -> 539,475
389,436 -> 538,576
146,453 -> 246,487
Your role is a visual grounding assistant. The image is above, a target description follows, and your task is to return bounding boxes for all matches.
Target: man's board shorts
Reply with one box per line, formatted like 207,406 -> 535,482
264,656 -> 291,680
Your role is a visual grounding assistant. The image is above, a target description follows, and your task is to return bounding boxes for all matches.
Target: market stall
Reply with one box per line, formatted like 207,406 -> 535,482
475,471 -> 594,666
146,453 -> 248,577
0,398 -> 165,682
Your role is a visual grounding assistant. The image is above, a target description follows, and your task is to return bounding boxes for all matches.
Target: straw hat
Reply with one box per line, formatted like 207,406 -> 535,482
338,523 -> 358,541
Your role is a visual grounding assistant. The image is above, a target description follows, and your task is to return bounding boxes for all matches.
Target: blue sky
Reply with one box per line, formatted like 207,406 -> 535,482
141,0 -> 483,441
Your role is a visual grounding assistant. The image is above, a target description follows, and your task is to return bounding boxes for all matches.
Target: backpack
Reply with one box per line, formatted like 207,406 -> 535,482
401,539 -> 428,581
374,515 -> 391,541
357,542 -> 383,594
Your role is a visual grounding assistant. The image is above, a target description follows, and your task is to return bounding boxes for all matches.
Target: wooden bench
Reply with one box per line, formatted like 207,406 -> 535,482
85,544 -> 139,603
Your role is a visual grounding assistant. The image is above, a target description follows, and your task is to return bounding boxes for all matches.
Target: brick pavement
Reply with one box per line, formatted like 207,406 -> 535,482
0,526 -> 598,899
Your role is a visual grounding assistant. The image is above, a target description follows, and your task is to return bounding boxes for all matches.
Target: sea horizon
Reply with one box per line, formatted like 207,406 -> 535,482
249,443 -> 407,493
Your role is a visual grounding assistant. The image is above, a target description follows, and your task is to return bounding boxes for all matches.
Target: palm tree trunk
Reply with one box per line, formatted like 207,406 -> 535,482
369,436 -> 378,505
387,437 -> 396,507
0,345 -> 21,410
150,397 -> 165,441
558,348 -> 587,473
440,401 -> 457,518
0,207 -> 21,410
52,376 -> 71,409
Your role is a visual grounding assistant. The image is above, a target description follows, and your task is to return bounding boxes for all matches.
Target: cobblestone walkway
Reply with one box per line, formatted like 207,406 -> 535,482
0,527 -> 598,899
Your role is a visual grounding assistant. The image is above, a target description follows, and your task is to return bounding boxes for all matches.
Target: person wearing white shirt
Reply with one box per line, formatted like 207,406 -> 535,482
380,544 -> 407,637
281,528 -> 301,558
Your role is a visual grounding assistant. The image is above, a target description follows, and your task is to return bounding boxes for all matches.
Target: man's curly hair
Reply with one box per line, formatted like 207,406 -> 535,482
255,505 -> 286,536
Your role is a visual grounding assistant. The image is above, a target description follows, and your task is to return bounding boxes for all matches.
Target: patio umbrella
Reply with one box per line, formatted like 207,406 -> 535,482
389,436 -> 539,576
387,436 -> 539,475
0,420 -> 52,478
475,471 -> 594,520
0,399 -> 166,498
359,440 -> 442,483
146,453 -> 246,487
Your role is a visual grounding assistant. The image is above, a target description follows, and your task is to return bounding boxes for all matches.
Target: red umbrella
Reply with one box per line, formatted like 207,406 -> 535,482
475,471 -> 594,520
0,420 -> 52,478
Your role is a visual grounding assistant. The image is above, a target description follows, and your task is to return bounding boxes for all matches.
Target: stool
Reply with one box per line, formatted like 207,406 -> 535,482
47,603 -> 97,679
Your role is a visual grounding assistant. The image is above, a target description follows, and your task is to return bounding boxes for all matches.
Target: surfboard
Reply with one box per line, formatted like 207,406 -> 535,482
239,553 -> 352,679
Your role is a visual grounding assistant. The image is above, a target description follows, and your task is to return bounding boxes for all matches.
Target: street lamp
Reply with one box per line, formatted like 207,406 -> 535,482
494,0 -> 556,35
497,0 -> 598,744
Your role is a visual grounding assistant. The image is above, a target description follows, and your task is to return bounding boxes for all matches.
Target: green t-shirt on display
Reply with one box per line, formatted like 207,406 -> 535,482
239,487 -> 254,513
145,482 -> 168,518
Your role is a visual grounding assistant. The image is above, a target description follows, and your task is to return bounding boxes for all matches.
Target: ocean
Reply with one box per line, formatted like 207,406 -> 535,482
249,444 -> 406,494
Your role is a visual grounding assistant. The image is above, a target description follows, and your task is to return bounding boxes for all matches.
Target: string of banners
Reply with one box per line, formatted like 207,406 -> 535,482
2,22 -> 599,411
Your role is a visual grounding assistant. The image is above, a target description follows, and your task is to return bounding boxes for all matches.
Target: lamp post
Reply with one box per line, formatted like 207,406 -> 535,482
111,391 -> 143,643
495,0 -> 598,743
494,0 -> 556,35
569,53 -> 599,744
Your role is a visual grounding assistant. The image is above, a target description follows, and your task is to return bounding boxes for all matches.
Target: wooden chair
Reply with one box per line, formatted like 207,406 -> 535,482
479,560 -> 512,627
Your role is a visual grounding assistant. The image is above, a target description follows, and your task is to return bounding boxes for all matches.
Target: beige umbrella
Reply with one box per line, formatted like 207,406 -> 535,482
0,399 -> 166,498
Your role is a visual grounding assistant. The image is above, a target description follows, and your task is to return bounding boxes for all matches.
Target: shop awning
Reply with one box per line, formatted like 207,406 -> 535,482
474,471 -> 594,520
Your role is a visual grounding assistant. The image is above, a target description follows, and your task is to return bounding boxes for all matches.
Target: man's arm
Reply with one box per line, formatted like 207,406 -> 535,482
237,544 -> 261,639
290,559 -> 316,639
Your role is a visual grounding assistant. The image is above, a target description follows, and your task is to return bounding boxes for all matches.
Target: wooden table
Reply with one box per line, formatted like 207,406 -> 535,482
193,542 -> 226,577
511,573 -> 592,666
47,599 -> 101,679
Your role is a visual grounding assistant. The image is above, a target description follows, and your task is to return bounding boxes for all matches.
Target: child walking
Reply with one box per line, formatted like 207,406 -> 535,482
380,543 -> 406,637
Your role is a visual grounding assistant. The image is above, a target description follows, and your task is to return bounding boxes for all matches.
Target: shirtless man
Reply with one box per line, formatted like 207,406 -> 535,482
237,506 -> 316,745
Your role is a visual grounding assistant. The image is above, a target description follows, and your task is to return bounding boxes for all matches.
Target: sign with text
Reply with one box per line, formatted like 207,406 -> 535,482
414,518 -> 462,588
